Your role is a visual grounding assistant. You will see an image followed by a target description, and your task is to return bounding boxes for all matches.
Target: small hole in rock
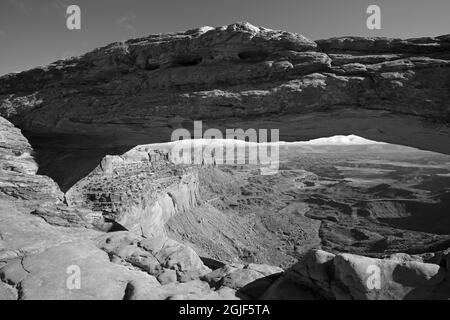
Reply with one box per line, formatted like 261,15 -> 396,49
238,50 -> 269,62
173,56 -> 203,67
145,63 -> 160,71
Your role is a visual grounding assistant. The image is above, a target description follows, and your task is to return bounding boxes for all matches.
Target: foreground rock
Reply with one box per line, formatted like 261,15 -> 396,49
2,113 -> 450,300
0,116 -> 223,300
262,249 -> 450,300
96,231 -> 211,283
0,116 -> 101,261
0,117 -> 62,202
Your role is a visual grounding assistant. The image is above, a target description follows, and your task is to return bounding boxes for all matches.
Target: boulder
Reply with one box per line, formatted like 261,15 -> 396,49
333,253 -> 445,300
263,249 -> 449,300
157,269 -> 177,285
96,232 -> 211,282
156,239 -> 212,282
202,264 -> 240,286
222,269 -> 266,290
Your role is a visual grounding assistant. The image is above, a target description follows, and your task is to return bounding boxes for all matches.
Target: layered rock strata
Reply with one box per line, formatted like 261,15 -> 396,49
0,22 -> 449,154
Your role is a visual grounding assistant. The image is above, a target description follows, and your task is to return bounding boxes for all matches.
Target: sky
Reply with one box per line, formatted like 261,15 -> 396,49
0,0 -> 449,75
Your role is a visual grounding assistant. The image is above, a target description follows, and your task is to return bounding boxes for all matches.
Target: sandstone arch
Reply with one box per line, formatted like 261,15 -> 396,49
0,22 -> 449,187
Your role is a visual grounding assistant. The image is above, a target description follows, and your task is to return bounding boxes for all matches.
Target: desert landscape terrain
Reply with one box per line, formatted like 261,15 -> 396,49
0,22 -> 449,300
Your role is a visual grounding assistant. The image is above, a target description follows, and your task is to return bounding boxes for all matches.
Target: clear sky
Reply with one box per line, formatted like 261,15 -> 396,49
0,0 -> 449,75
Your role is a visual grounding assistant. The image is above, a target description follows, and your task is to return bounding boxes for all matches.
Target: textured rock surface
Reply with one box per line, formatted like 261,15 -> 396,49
0,117 -> 62,201
66,147 -> 202,238
0,116 -> 101,261
95,231 -> 211,283
262,249 -> 450,300
0,116 -> 226,300
0,22 -> 449,155
0,241 -> 159,300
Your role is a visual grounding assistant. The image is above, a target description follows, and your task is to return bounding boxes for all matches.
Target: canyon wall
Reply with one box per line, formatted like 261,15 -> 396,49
66,147 -> 203,237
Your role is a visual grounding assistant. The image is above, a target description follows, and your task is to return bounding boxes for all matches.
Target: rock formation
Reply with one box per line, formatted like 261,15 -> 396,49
263,249 -> 450,300
0,23 -> 449,300
1,22 -> 449,154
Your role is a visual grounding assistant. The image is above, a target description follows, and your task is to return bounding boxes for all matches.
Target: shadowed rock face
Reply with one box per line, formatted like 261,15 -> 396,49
0,22 -> 449,156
